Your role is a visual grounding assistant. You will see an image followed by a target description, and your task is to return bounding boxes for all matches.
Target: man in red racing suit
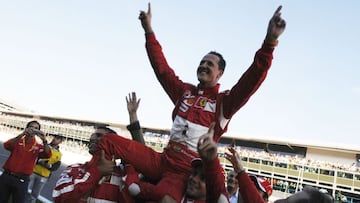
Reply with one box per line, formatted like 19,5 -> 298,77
98,3 -> 286,202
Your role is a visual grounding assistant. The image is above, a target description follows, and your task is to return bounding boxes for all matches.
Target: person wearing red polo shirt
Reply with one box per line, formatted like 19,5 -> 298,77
0,120 -> 51,203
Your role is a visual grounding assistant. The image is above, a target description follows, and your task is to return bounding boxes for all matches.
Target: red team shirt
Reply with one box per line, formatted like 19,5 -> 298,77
53,153 -> 135,203
3,136 -> 51,175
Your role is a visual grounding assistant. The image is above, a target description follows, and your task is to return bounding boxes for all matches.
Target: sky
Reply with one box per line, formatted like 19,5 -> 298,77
0,1 -> 359,150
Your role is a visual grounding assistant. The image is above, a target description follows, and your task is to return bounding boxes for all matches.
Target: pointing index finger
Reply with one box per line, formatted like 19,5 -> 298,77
207,122 -> 215,135
274,5 -> 282,16
147,2 -> 151,14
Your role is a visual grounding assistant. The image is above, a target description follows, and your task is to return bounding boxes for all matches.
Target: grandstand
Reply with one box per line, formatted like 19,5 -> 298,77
1,106 -> 360,202
0,99 -> 29,112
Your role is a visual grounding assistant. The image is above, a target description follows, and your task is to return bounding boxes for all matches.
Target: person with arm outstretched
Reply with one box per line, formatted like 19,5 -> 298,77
98,3 -> 286,202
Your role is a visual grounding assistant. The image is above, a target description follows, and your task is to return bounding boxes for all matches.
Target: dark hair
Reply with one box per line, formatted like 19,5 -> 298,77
26,120 -> 41,130
54,134 -> 64,140
96,126 -> 117,134
208,51 -> 226,71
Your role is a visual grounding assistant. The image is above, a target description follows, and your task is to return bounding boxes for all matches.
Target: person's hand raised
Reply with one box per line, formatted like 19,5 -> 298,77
139,3 -> 153,34
24,128 -> 46,142
126,92 -> 140,115
197,122 -> 217,161
266,5 -> 286,42
225,147 -> 244,173
33,129 -> 47,142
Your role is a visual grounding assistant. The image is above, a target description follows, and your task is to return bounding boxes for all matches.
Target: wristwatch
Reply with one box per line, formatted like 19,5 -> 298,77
236,169 -> 246,178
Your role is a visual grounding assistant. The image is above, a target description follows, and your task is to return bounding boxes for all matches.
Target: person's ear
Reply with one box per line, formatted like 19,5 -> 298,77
216,70 -> 224,80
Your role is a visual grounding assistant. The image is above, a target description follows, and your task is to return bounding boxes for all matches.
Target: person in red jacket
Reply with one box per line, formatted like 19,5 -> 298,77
53,92 -> 144,203
99,3 -> 286,202
0,120 -> 51,203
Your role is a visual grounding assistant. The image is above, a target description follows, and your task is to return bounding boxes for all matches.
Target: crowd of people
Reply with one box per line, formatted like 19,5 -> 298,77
1,121 -> 359,175
0,122 -> 352,202
144,137 -> 360,175
235,148 -> 359,173
0,3 -> 342,203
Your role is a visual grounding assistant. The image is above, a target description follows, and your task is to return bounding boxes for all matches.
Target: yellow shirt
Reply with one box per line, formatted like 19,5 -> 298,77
33,147 -> 62,177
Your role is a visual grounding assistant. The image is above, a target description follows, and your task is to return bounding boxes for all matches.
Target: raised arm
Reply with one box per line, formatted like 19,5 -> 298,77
127,92 -> 141,124
3,129 -> 29,150
224,147 -> 244,174
225,147 -> 265,203
265,5 -> 286,45
126,92 -> 145,144
138,3 -> 186,104
198,123 -> 229,203
198,123 -> 218,162
34,129 -> 51,157
221,6 -> 287,121
139,3 -> 154,34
